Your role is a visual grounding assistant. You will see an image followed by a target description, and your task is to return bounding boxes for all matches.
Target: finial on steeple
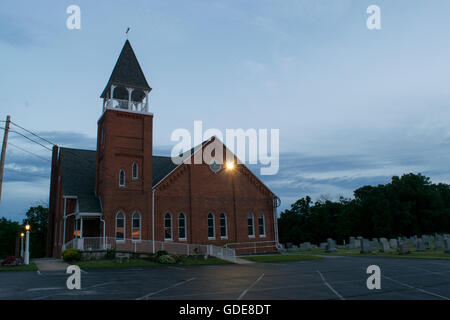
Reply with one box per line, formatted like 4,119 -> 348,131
126,27 -> 130,38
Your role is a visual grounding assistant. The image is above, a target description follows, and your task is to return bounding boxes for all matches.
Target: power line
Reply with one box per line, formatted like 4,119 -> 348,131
8,142 -> 51,163
0,127 -> 53,151
10,121 -> 56,147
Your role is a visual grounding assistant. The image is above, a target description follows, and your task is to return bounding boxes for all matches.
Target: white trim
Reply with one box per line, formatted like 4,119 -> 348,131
104,106 -> 154,117
248,212 -> 255,238
119,169 -> 126,187
164,212 -> 173,241
258,212 -> 266,238
220,212 -> 228,239
115,211 -> 126,242
178,212 -> 187,241
132,162 -> 139,180
207,212 -> 215,240
132,211 -> 141,241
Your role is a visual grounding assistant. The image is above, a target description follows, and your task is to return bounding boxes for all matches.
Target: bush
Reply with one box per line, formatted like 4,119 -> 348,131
62,249 -> 81,262
105,249 -> 116,260
155,250 -> 168,257
158,254 -> 176,264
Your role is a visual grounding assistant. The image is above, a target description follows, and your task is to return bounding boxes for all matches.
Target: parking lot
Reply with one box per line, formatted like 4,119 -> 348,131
1,256 -> 449,300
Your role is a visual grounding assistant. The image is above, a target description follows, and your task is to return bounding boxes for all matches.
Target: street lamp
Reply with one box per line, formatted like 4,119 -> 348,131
20,233 -> 24,258
24,224 -> 30,265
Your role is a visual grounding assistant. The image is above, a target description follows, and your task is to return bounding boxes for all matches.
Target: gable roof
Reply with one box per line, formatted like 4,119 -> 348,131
60,148 -> 101,213
58,148 -> 176,213
100,40 -> 151,98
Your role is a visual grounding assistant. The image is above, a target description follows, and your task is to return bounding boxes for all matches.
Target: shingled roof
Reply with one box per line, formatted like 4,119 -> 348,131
59,148 -> 178,213
100,40 -> 151,99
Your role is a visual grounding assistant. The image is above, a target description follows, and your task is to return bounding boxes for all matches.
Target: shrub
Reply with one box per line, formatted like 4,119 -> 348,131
105,249 -> 116,260
62,249 -> 81,262
155,250 -> 168,257
158,254 -> 176,264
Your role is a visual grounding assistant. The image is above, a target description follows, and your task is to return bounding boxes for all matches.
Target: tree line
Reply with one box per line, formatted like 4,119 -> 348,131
0,205 -> 48,258
278,173 -> 450,245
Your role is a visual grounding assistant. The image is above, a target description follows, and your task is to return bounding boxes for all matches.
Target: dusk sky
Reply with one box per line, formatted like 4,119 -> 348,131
1,0 -> 450,221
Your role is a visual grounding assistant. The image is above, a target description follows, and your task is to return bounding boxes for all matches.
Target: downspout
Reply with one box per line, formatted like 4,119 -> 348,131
152,188 -> 155,254
273,196 -> 280,249
62,197 -> 67,249
100,216 -> 106,250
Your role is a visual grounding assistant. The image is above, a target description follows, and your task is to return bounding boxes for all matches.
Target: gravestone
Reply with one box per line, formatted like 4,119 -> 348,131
389,239 -> 398,249
326,238 -> 336,252
422,238 -> 431,250
435,235 -> 443,250
300,242 -> 312,251
444,239 -> 450,254
286,242 -> 293,249
379,238 -> 391,253
360,239 -> 372,254
349,237 -> 357,249
320,242 -> 327,249
397,242 -> 410,255
416,239 -> 425,251
371,238 -> 380,248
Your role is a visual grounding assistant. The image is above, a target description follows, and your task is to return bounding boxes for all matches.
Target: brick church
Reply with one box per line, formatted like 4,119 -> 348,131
47,40 -> 279,257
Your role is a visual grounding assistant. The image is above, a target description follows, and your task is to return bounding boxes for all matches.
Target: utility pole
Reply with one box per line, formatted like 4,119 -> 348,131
0,115 -> 11,202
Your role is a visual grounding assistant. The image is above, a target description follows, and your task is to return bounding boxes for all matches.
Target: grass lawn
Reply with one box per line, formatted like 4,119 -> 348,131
0,263 -> 38,272
242,254 -> 322,263
74,256 -> 232,269
286,247 -> 450,260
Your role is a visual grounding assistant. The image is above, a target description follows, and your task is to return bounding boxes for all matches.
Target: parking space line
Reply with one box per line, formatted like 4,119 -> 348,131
316,270 -> 345,300
237,273 -> 264,300
136,277 -> 196,300
383,275 -> 450,300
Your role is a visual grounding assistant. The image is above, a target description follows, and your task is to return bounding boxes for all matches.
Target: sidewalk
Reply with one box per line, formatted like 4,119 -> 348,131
32,258 -> 70,271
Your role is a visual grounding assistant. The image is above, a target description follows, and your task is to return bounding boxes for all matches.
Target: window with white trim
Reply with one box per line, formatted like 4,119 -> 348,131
220,213 -> 228,238
132,162 -> 138,180
116,211 -> 125,241
248,213 -> 255,237
258,213 -> 265,237
178,213 -> 186,240
119,169 -> 125,187
207,213 -> 215,239
132,212 -> 141,240
164,213 -> 172,240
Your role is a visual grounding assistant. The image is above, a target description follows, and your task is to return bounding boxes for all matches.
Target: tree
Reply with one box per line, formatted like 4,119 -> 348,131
22,205 -> 48,258
0,218 -> 20,258
278,173 -> 450,245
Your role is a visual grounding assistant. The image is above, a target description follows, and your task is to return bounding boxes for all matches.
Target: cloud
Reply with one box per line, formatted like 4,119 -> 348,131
0,14 -> 37,47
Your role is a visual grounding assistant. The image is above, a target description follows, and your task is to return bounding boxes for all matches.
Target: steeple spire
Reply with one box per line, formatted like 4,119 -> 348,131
101,40 -> 152,113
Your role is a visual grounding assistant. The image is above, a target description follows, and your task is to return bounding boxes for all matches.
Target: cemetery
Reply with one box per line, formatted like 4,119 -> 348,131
284,233 -> 450,259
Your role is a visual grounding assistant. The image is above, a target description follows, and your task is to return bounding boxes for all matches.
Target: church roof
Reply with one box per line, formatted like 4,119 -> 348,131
59,147 -> 176,213
100,40 -> 151,98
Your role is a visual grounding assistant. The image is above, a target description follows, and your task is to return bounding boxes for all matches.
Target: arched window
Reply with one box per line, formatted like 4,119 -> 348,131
248,213 -> 255,237
220,213 -> 228,239
132,212 -> 141,241
116,211 -> 125,241
207,213 -> 215,239
258,213 -> 265,237
119,169 -> 125,187
132,162 -> 138,180
178,213 -> 186,240
164,213 -> 172,240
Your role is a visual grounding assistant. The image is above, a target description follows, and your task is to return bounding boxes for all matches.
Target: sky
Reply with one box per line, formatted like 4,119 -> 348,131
1,0 -> 450,221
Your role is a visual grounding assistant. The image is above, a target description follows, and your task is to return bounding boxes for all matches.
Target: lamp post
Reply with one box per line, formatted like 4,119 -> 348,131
24,224 -> 30,265
20,232 -> 24,258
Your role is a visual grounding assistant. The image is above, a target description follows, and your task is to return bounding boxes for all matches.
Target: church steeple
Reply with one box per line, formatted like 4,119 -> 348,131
101,40 -> 152,113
